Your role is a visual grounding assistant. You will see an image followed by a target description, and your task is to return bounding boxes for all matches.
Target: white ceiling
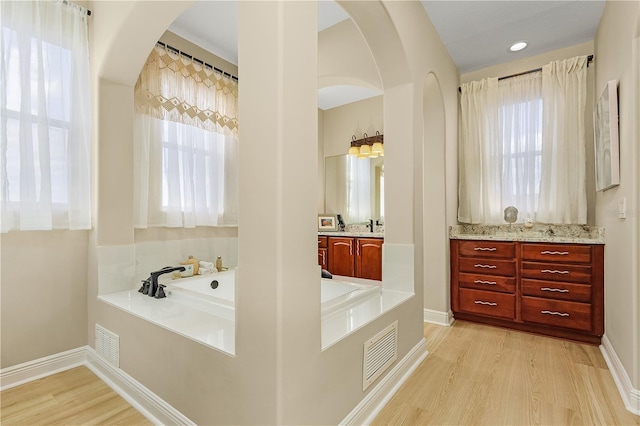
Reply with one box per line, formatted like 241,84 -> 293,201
169,0 -> 606,108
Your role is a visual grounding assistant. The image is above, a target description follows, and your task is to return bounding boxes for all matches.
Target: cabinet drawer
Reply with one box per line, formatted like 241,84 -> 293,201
522,244 -> 591,264
521,296 -> 592,332
458,241 -> 515,259
318,236 -> 328,248
522,279 -> 591,303
459,288 -> 515,320
459,273 -> 515,294
521,262 -> 591,284
459,258 -> 516,277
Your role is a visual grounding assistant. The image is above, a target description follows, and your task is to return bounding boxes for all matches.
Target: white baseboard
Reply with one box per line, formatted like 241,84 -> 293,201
0,347 -> 86,391
423,308 -> 454,326
0,346 -> 194,425
340,337 -> 429,425
600,335 -> 640,415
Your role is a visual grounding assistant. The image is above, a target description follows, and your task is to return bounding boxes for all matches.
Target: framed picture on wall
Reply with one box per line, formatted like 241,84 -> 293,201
594,79 -> 620,191
318,214 -> 337,231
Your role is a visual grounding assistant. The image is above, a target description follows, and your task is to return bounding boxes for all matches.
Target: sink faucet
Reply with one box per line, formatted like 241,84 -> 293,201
366,219 -> 374,233
149,266 -> 185,298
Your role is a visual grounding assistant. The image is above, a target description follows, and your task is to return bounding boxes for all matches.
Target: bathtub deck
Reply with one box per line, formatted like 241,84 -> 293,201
99,280 -> 412,354
99,291 -> 235,355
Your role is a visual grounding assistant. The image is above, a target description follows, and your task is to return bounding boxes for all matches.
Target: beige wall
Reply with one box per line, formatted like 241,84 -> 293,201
461,41 -> 597,226
1,231 -> 88,368
594,0 -> 640,390
322,95 -> 384,158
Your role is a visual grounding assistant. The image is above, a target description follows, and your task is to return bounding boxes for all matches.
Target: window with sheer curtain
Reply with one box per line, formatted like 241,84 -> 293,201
459,55 -> 588,225
134,44 -> 239,228
0,0 -> 92,233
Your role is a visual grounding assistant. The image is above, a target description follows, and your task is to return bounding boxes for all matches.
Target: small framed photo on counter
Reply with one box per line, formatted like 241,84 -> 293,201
318,214 -> 338,231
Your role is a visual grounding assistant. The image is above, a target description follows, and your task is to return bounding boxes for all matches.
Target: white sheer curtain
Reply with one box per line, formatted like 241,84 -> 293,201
459,55 -> 587,224
134,44 -> 239,228
345,156 -> 371,223
537,56 -> 588,224
134,116 -> 238,227
0,0 -> 92,232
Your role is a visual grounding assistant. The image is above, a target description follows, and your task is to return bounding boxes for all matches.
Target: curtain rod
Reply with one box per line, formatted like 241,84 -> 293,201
156,41 -> 239,82
458,54 -> 593,93
62,0 -> 91,16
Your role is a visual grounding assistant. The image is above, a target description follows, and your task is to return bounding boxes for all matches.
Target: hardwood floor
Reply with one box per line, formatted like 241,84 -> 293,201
374,320 -> 640,425
1,366 -> 151,426
2,323 -> 638,425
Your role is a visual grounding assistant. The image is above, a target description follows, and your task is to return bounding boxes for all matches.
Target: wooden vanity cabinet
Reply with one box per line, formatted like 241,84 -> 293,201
325,236 -> 383,280
451,239 -> 604,344
318,236 -> 328,270
328,237 -> 355,277
356,238 -> 383,280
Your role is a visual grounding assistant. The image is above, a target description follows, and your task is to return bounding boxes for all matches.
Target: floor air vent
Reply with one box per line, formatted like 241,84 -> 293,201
95,324 -> 120,367
363,321 -> 398,391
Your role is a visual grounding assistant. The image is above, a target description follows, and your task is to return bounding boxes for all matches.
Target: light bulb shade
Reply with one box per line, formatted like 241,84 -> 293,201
348,146 -> 359,156
359,144 -> 371,156
371,142 -> 384,153
368,152 -> 379,158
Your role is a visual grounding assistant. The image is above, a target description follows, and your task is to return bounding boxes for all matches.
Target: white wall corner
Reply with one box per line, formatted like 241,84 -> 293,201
0,346 -> 195,425
423,308 -> 454,326
600,334 -> 640,415
340,337 -> 428,426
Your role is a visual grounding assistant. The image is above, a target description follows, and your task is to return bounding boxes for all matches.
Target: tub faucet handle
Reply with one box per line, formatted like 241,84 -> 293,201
154,284 -> 167,299
139,278 -> 151,295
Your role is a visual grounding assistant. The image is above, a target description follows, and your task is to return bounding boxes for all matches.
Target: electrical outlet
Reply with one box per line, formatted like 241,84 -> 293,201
619,197 -> 627,219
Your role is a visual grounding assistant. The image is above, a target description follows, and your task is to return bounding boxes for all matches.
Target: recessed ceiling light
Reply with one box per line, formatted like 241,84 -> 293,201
509,41 -> 528,52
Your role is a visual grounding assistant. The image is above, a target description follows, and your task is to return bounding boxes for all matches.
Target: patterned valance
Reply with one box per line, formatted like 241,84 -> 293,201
134,44 -> 238,136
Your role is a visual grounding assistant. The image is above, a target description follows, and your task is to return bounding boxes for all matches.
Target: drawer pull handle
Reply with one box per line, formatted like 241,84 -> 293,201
474,264 -> 497,269
474,280 -> 497,285
541,287 -> 569,293
474,247 -> 497,251
474,300 -> 497,306
540,251 -> 569,255
541,310 -> 570,317
541,269 -> 569,275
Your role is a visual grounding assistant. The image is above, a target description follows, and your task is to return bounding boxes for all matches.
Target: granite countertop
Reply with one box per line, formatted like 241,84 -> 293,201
318,231 -> 384,238
449,224 -> 605,244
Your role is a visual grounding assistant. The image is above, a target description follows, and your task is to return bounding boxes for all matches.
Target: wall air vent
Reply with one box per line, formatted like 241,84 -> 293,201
95,324 -> 120,367
363,321 -> 398,391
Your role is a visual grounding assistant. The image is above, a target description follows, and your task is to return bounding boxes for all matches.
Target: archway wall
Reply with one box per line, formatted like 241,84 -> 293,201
87,1 -> 459,424
336,2 -> 460,318
89,2 -> 278,425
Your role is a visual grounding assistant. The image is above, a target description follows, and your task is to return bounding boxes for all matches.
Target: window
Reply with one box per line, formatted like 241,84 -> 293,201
459,55 -> 588,225
498,93 -> 543,217
1,1 -> 92,232
133,44 -> 239,228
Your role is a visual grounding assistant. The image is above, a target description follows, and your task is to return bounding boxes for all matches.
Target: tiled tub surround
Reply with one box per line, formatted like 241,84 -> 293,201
449,224 -> 605,244
97,237 -> 239,295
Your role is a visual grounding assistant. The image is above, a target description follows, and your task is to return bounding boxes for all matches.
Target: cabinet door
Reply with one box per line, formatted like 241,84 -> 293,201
356,238 -> 383,280
318,248 -> 328,269
328,237 -> 355,277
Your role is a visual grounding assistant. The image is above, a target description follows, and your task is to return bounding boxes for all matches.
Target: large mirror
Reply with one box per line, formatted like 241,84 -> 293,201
324,155 -> 384,224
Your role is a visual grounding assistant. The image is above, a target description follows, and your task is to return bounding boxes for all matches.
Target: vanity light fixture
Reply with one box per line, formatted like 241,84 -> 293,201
509,41 -> 528,52
348,131 -> 384,158
348,135 -> 360,156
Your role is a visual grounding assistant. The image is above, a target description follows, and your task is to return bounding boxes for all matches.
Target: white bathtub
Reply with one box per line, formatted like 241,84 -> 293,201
99,268 -> 384,354
166,269 -> 380,317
